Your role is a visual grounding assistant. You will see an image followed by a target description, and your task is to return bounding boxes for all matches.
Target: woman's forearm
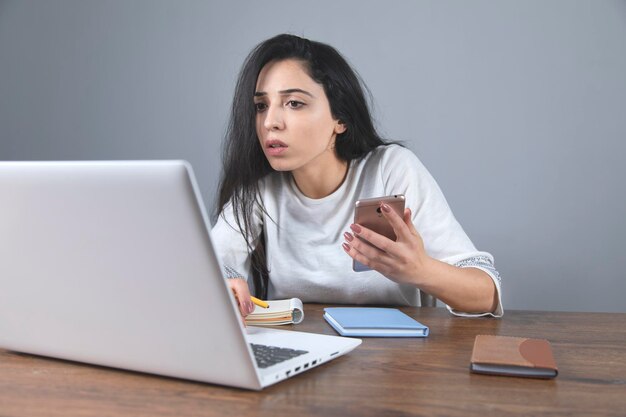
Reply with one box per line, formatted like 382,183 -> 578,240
415,258 -> 498,313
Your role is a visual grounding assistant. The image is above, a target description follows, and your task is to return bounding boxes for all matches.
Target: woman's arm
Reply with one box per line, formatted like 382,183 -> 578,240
416,257 -> 498,314
213,201 -> 263,318
343,204 -> 498,314
223,266 -> 255,317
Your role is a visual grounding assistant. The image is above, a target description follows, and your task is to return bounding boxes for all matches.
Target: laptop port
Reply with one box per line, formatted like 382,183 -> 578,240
304,363 -> 309,369
295,366 -> 301,372
312,360 -> 317,365
285,370 -> 291,377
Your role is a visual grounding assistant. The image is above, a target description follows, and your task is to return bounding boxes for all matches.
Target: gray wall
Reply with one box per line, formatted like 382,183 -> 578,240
1,0 -> 625,313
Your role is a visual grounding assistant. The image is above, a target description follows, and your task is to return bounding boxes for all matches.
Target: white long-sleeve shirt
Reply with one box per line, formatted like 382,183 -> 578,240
212,145 -> 503,317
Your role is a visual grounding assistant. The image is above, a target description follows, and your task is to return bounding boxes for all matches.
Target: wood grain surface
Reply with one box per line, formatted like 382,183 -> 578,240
1,306 -> 624,417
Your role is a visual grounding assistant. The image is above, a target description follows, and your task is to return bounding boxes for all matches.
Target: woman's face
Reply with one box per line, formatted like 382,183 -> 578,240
254,59 -> 346,174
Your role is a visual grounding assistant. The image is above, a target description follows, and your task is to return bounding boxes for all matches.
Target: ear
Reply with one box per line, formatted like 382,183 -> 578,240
334,120 -> 347,134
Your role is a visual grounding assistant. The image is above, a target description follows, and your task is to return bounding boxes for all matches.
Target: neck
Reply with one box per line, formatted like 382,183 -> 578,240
291,156 -> 349,199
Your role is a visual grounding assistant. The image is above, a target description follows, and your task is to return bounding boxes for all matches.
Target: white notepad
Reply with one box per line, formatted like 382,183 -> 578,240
245,298 -> 304,326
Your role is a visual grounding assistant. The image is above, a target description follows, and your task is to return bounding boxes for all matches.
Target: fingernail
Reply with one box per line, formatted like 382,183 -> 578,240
342,243 -> 351,252
343,232 -> 354,242
247,301 -> 255,314
381,203 -> 391,213
350,224 -> 362,234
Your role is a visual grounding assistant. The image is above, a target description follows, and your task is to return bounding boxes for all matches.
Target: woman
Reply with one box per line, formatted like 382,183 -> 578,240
213,34 -> 503,318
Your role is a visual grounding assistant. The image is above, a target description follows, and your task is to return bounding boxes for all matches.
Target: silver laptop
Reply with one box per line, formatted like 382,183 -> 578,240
0,160 -> 361,390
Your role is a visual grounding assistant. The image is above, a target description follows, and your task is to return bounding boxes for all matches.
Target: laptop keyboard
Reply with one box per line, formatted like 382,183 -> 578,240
251,343 -> 308,369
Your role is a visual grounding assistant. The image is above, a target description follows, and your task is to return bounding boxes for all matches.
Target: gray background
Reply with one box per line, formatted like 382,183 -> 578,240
1,0 -> 625,313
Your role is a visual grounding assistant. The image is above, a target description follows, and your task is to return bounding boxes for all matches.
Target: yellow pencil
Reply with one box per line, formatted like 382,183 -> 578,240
250,296 -> 269,309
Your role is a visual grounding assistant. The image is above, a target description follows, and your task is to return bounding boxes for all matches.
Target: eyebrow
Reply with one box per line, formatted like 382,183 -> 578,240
254,88 -> 315,98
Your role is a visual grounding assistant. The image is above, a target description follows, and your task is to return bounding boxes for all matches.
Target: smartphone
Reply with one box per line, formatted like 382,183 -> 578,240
352,194 -> 406,272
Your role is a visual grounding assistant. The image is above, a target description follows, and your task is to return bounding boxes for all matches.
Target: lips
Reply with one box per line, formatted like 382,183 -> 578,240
265,139 -> 288,156
266,139 -> 288,148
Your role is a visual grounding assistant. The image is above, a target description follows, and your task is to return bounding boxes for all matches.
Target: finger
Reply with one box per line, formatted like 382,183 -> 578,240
403,208 -> 418,235
342,239 -> 394,272
343,241 -> 369,269
228,278 -> 254,317
345,231 -> 383,257
349,223 -> 396,254
344,231 -> 390,263
380,203 -> 412,241
229,284 -> 249,318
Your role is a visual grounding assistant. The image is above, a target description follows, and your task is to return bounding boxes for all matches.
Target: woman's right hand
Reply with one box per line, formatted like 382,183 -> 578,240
228,278 -> 255,318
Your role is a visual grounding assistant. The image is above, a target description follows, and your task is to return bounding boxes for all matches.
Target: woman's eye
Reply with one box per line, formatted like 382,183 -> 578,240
254,102 -> 267,112
286,100 -> 304,109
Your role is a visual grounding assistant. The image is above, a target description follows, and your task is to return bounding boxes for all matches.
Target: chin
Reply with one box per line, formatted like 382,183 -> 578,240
270,164 -> 293,172
267,160 -> 294,172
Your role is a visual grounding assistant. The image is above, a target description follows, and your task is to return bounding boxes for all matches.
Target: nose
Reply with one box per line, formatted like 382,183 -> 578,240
263,104 -> 284,131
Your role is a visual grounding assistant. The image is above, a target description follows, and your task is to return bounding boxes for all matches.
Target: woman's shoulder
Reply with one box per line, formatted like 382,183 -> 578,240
365,143 -> 424,175
366,143 -> 418,162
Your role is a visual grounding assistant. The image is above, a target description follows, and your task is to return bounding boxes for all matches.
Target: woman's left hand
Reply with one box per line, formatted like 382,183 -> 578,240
342,203 -> 430,286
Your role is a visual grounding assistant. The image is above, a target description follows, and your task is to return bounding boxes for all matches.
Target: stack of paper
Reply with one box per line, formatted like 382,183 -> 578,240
245,298 -> 304,326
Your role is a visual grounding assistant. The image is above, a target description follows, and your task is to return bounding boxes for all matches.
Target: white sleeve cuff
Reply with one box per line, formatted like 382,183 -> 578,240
446,257 -> 504,318
223,265 -> 245,280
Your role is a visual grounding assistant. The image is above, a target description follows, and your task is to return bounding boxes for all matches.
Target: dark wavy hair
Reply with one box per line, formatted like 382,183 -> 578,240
216,34 -> 390,297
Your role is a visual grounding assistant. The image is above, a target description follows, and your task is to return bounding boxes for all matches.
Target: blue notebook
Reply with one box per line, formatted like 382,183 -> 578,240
323,307 -> 429,337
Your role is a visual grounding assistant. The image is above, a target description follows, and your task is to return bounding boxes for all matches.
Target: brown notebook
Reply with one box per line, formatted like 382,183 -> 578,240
470,335 -> 558,379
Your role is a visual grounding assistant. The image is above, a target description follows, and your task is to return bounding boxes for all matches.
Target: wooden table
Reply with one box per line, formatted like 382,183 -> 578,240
1,305 -> 625,416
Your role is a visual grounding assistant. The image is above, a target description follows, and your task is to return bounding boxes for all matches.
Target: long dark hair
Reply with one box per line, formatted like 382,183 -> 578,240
217,34 -> 390,297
